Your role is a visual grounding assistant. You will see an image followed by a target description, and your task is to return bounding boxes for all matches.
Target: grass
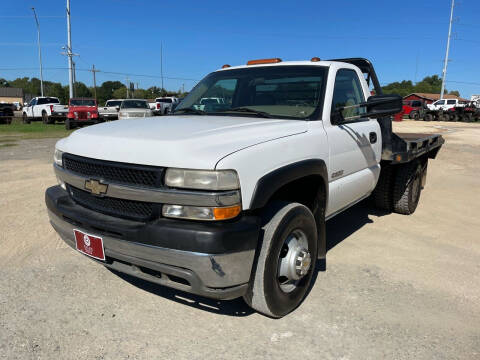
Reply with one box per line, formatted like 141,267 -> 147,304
0,117 -> 73,140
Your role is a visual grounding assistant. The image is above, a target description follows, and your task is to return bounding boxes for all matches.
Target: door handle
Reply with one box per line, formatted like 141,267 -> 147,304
369,132 -> 377,144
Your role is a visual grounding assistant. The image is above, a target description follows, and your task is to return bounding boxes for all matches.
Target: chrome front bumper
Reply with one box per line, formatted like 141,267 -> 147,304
48,209 -> 256,300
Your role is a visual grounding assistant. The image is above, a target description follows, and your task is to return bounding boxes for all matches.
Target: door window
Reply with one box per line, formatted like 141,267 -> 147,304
435,100 -> 445,105
446,100 -> 456,105
331,69 -> 366,121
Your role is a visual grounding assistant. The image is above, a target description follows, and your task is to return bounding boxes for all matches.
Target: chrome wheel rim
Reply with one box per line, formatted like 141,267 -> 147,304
277,229 -> 311,293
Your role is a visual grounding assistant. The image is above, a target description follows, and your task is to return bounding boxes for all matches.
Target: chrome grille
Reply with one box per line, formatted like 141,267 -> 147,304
63,153 -> 163,188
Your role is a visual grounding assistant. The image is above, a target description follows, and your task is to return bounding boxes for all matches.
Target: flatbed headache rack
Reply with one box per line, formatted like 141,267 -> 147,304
329,58 -> 444,163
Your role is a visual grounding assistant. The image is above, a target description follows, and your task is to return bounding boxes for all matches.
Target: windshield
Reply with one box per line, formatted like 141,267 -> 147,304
121,100 -> 149,109
106,100 -> 122,107
156,98 -> 172,103
70,99 -> 96,106
175,65 -> 327,119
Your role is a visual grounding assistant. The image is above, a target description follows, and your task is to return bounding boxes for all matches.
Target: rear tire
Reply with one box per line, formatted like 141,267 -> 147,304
243,202 -> 318,318
393,162 -> 423,215
424,113 -> 433,122
372,164 -> 394,211
412,112 -> 420,121
464,113 -> 473,122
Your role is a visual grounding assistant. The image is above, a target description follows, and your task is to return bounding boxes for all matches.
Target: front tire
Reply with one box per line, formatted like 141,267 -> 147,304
244,202 -> 318,318
22,113 -> 30,124
42,111 -> 49,124
424,113 -> 433,122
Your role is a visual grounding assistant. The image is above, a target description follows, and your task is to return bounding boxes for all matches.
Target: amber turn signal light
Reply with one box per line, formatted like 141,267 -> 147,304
311,57 -> 321,62
222,64 -> 231,69
213,205 -> 241,220
247,58 -> 282,65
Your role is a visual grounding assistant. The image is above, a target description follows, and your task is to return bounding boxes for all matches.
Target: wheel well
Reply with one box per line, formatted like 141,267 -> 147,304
262,175 -> 326,217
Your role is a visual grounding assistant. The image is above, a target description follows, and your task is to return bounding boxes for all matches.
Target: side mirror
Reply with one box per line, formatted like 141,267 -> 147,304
115,106 -> 120,111
365,94 -> 403,118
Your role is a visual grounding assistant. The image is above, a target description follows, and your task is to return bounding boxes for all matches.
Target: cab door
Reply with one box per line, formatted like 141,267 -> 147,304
324,68 -> 381,217
27,99 -> 36,118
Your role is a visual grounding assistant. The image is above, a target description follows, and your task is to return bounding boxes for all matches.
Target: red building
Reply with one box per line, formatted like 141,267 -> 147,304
403,93 -> 468,105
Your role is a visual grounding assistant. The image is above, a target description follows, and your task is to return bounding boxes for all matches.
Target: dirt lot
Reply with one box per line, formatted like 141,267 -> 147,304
1,120 -> 479,359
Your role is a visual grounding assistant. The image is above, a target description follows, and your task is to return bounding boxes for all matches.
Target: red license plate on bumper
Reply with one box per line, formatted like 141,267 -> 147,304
73,229 -> 105,261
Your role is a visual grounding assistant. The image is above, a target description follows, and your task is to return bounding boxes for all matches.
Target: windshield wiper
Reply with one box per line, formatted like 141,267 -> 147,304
174,107 -> 206,115
218,107 -> 273,118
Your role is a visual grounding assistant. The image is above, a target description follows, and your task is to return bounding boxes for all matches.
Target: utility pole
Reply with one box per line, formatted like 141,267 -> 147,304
126,77 -> 130,99
66,0 -> 74,99
440,0 -> 455,100
160,42 -> 164,94
31,8 -> 44,96
90,64 -> 100,101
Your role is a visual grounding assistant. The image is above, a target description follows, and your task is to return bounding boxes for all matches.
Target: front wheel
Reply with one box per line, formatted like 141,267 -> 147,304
42,111 -> 49,124
22,113 -> 30,124
243,202 -> 318,318
424,113 -> 433,122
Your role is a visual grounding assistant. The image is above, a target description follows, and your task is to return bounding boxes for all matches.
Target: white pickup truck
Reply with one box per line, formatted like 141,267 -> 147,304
98,99 -> 123,121
152,96 -> 179,115
23,96 -> 68,124
426,98 -> 463,112
46,58 -> 444,317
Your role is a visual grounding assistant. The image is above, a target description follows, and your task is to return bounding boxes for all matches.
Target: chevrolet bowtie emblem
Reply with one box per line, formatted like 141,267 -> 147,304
84,179 -> 108,196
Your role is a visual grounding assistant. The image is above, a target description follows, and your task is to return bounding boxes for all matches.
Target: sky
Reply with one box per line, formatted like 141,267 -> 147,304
1,0 -> 479,98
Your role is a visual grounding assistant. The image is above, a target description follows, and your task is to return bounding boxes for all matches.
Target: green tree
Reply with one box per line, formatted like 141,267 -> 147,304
112,87 -> 127,99
449,90 -> 460,97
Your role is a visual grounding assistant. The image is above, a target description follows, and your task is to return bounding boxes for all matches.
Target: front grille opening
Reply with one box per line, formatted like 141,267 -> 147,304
63,153 -> 163,188
68,185 -> 156,221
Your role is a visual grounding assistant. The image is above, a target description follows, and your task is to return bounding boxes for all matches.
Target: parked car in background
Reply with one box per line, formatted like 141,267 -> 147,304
98,99 -> 123,121
193,97 -> 226,111
152,97 -> 179,115
118,99 -> 153,120
22,96 -> 68,124
402,99 -> 425,120
0,103 -> 14,124
66,98 -> 100,130
426,99 -> 463,112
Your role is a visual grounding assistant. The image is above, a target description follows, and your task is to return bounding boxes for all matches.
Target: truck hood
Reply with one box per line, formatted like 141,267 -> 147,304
57,115 -> 307,169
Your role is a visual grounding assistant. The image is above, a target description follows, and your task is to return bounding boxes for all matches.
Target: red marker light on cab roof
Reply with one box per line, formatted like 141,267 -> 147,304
247,58 -> 282,65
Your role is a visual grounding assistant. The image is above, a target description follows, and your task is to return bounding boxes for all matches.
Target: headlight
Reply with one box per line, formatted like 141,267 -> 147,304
162,204 -> 241,221
165,168 -> 239,190
54,149 -> 63,167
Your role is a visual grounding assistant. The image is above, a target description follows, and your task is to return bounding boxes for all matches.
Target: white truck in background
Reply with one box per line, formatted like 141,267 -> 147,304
426,98 -> 463,112
23,97 -> 69,124
98,99 -> 124,121
46,58 -> 444,318
151,97 -> 179,115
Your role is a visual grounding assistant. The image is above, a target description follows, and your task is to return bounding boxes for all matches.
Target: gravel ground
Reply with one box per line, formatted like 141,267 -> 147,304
0,121 -> 479,359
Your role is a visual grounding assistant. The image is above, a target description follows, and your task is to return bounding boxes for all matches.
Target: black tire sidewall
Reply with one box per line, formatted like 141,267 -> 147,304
42,112 -> 48,124
262,206 -> 318,317
408,165 -> 422,213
